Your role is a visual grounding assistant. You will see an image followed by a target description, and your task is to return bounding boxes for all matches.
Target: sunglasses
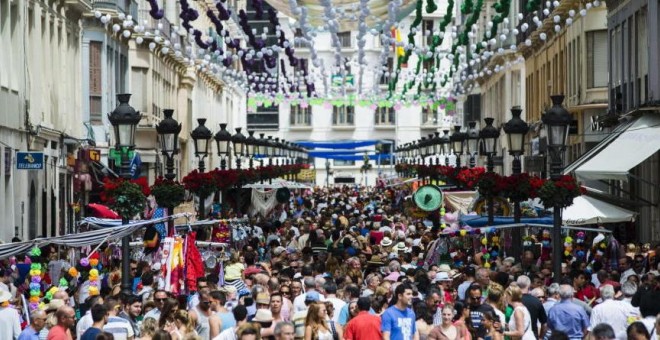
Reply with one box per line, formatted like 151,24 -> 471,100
155,298 -> 167,302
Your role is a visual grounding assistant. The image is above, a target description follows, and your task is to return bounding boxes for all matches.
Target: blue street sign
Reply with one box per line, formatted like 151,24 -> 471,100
16,152 -> 44,170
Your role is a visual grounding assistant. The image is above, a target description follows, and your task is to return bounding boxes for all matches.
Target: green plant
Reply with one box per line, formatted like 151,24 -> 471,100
101,178 -> 149,219
150,177 -> 185,209
537,175 -> 584,208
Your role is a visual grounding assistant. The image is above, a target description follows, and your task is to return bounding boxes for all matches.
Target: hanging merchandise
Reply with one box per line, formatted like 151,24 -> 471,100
250,189 -> 279,217
185,233 -> 205,292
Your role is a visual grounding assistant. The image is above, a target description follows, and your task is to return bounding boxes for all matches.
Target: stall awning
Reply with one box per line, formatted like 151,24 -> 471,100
561,195 -> 636,225
574,114 -> 660,181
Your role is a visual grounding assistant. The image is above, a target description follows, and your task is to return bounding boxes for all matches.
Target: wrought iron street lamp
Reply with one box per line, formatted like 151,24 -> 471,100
246,131 -> 257,169
214,123 -> 232,170
450,126 -> 466,167
503,106 -> 529,261
107,93 -> 141,297
190,118 -> 213,173
542,94 -> 573,283
156,109 -> 182,180
440,130 -> 450,166
480,117 -> 501,225
466,121 -> 480,168
232,128 -> 246,169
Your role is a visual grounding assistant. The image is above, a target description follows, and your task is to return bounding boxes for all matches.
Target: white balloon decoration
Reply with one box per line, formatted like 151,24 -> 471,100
122,30 -> 131,38
136,37 -> 143,44
149,42 -> 156,51
539,32 -> 547,40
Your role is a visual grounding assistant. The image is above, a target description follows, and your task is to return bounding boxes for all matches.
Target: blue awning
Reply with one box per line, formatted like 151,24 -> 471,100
296,140 -> 380,149
461,216 -> 554,227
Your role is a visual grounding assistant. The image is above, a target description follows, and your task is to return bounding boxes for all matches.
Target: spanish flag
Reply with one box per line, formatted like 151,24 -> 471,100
391,27 -> 405,58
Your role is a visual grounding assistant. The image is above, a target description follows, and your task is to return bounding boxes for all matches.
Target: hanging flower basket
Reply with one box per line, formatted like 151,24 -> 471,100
182,170 -> 217,199
501,173 -> 542,202
476,172 -> 505,198
100,177 -> 150,219
150,177 -> 185,209
537,175 -> 584,209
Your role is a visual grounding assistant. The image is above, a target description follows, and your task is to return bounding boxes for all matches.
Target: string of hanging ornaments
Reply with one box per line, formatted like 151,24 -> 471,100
89,0 -> 602,106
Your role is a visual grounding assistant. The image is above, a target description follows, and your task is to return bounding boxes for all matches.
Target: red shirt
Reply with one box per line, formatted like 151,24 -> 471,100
47,324 -> 73,340
344,311 -> 382,340
370,231 -> 384,245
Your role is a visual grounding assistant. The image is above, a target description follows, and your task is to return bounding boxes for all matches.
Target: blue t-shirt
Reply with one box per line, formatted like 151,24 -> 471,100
381,305 -> 417,340
81,327 -> 102,340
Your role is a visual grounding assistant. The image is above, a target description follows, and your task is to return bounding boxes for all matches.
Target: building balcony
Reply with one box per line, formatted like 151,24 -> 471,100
136,9 -> 181,47
65,0 -> 93,13
91,0 -> 138,21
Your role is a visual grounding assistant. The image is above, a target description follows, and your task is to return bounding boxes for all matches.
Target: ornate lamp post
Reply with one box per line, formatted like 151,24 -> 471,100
503,106 -> 529,261
266,136 -> 274,166
107,93 -> 141,296
504,106 -> 529,221
466,121 -> 480,168
190,119 -> 213,173
325,159 -> 331,187
190,118 -> 212,220
432,132 -> 441,165
542,95 -> 572,283
232,128 -> 246,170
246,131 -> 257,169
156,109 -> 181,180
480,118 -> 500,225
440,130 -> 450,166
258,133 -> 266,168
450,126 -> 466,167
214,123 -> 232,170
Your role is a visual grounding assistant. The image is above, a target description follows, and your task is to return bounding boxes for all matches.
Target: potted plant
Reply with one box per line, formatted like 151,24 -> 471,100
100,177 -> 150,219
150,177 -> 185,209
537,175 -> 584,208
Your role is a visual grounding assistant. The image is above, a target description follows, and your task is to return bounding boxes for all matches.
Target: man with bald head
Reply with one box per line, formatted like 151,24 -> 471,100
18,309 -> 47,340
47,305 -> 75,340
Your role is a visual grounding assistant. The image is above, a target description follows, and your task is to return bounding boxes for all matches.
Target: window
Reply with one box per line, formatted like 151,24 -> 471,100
334,159 -> 355,166
587,30 -> 607,88
423,57 -> 434,73
131,67 -> 148,113
337,32 -> 351,48
375,106 -> 395,125
294,28 -> 306,48
423,20 -> 434,46
421,106 -> 438,125
89,41 -> 103,124
380,57 -> 394,85
247,105 -> 279,130
332,106 -> 354,125
295,59 -> 308,75
290,105 -> 311,126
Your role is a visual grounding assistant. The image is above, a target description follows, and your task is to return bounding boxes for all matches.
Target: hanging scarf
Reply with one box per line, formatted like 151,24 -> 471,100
185,232 -> 205,292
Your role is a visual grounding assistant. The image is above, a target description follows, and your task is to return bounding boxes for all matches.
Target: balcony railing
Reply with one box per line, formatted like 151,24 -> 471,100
137,9 -> 181,47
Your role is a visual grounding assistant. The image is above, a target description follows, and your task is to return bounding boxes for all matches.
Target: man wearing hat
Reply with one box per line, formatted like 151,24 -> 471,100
0,290 -> 21,339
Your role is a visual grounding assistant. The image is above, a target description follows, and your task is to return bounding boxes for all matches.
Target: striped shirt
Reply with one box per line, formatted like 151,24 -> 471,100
103,316 -> 134,340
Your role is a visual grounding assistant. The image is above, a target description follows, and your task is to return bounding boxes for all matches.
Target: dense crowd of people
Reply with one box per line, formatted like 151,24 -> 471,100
0,185 -> 659,340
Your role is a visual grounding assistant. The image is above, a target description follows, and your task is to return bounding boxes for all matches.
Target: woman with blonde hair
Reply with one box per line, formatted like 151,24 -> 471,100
137,317 -> 158,340
502,286 -> 535,340
304,302 -> 333,340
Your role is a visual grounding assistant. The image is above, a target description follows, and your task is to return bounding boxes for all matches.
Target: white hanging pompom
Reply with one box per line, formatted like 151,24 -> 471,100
580,9 -> 587,16
100,15 -> 110,24
149,42 -> 156,50
594,0 -> 601,6
543,8 -> 550,15
566,18 -> 573,25
510,44 -> 517,50
586,2 -> 592,9
539,32 -> 547,40
94,11 -> 102,18
161,47 -> 169,54
122,30 -> 131,38
136,37 -> 143,44
503,18 -> 510,25
112,24 -> 121,32
569,9 -> 576,16
521,23 -> 529,32
553,0 -> 560,7
118,13 -> 125,20
500,34 -> 507,41
555,25 -> 561,32
518,13 -> 524,20
554,15 -> 561,23
525,39 -> 532,46
513,28 -> 519,35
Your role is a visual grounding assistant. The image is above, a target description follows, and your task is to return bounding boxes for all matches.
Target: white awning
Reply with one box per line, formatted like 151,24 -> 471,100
561,196 -> 636,225
574,114 -> 660,181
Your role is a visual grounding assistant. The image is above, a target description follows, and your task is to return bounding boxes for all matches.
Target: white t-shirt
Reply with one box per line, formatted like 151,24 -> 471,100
0,307 -> 21,340
325,297 -> 347,323
213,326 -> 238,340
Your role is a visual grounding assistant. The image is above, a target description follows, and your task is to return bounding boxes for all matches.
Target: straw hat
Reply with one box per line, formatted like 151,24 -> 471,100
0,290 -> 12,304
253,309 -> 274,323
367,255 -> 385,266
380,237 -> 393,247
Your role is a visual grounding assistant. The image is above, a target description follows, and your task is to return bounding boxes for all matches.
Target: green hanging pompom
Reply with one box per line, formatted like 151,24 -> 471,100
30,247 -> 41,257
